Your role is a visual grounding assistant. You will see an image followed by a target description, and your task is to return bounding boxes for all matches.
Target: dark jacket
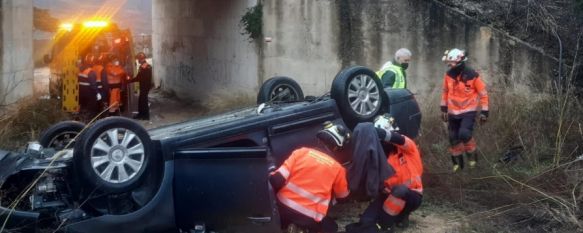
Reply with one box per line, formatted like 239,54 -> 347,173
129,62 -> 153,91
348,123 -> 395,198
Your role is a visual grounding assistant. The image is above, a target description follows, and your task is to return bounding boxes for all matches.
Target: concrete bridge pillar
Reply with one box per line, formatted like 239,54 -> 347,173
153,0 -> 260,109
0,0 -> 33,104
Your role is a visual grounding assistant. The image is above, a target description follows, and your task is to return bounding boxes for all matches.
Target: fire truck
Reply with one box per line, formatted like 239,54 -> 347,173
46,20 -> 137,115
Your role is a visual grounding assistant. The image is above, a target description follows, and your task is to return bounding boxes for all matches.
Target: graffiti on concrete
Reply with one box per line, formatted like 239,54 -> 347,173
178,62 -> 195,84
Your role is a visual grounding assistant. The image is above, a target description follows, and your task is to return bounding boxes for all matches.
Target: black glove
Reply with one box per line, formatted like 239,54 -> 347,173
479,111 -> 488,125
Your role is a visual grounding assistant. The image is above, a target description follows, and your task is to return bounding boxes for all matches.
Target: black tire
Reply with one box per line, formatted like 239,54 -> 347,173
39,121 -> 86,150
331,66 -> 388,128
74,117 -> 153,193
257,76 -> 304,104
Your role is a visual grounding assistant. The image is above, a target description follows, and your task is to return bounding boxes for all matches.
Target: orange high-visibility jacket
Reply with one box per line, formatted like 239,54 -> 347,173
384,136 -> 423,194
107,66 -> 126,87
106,66 -> 126,111
275,147 -> 349,222
78,67 -> 93,86
440,69 -> 489,116
92,64 -> 104,89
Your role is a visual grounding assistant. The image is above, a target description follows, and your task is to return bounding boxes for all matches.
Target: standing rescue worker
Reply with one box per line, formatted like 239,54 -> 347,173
440,49 -> 489,172
105,55 -> 128,115
78,54 -> 101,118
376,48 -> 412,89
356,116 -> 423,233
270,122 -> 351,233
92,54 -> 109,112
127,52 -> 152,120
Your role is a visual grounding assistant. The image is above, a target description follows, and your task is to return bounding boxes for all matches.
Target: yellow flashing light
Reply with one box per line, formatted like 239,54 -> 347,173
83,21 -> 108,28
59,23 -> 74,31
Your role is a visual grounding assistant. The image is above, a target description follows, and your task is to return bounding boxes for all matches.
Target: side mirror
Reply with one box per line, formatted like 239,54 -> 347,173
43,54 -> 52,64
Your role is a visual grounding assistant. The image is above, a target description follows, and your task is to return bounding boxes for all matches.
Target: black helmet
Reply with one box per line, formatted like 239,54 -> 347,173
317,121 -> 350,149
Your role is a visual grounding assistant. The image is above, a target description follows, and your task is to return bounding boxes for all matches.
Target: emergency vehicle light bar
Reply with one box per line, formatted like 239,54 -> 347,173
59,23 -> 74,31
83,21 -> 109,28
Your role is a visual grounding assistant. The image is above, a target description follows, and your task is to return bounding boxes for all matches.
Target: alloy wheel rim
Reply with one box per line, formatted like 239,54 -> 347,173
347,74 -> 380,116
90,128 -> 145,184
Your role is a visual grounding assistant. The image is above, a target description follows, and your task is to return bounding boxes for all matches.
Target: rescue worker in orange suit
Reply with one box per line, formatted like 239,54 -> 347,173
440,49 -> 489,172
92,54 -> 109,112
78,54 -> 101,118
269,122 -> 351,233
105,55 -> 128,115
358,116 -> 423,233
127,52 -> 152,120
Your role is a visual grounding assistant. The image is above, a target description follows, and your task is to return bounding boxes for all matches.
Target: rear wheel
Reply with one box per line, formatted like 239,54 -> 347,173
331,66 -> 388,128
257,76 -> 304,104
39,121 -> 86,150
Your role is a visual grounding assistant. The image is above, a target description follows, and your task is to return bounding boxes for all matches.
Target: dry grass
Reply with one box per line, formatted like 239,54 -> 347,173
0,97 -> 68,150
417,85 -> 583,232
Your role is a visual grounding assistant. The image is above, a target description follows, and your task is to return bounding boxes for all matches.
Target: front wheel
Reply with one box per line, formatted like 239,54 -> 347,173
74,117 -> 154,194
257,76 -> 304,104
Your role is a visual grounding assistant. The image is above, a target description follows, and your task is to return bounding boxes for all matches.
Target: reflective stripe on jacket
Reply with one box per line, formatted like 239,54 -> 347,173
440,68 -> 489,116
385,137 -> 424,195
275,147 -> 349,222
78,68 -> 93,86
376,63 -> 406,89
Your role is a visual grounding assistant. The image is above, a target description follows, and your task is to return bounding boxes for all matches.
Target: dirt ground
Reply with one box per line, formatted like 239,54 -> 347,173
138,92 -> 468,233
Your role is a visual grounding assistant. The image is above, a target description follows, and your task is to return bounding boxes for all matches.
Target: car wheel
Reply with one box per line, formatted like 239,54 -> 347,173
257,76 -> 304,104
39,121 -> 86,150
331,66 -> 388,128
74,117 -> 153,193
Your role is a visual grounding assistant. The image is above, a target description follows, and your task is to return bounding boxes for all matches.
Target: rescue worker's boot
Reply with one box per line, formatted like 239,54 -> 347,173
395,214 -> 410,228
285,223 -> 306,233
451,155 -> 464,172
466,152 -> 477,168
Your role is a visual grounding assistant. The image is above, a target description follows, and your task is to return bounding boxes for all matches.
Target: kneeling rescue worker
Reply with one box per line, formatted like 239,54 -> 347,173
440,49 -> 489,172
270,122 -> 351,233
357,115 -> 423,233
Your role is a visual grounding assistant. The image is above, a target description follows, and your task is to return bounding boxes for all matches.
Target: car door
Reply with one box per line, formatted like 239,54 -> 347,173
173,146 -> 280,233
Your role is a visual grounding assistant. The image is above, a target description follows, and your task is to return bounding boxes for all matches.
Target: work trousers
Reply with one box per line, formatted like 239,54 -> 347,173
360,190 -> 422,229
79,86 -> 99,118
137,88 -> 150,118
277,202 -> 338,233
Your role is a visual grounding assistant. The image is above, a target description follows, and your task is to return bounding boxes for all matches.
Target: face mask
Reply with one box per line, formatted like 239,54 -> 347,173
401,63 -> 409,70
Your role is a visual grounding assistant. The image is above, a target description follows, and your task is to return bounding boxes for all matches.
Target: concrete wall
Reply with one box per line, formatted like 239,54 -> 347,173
262,0 -> 342,96
153,0 -> 260,109
152,0 -> 555,107
262,0 -> 555,98
0,0 -> 33,104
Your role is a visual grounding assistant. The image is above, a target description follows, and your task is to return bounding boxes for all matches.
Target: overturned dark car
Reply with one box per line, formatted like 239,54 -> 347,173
0,66 -> 421,233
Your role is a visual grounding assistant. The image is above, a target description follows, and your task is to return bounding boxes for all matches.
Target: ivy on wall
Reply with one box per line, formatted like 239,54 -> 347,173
240,3 -> 263,41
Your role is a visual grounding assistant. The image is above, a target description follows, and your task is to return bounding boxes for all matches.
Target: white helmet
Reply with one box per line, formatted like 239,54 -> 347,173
374,114 -> 398,132
442,48 -> 467,63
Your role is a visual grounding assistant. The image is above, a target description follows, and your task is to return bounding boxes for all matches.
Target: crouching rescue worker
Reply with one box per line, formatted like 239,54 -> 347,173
270,122 -> 351,233
440,49 -> 489,172
78,54 -> 101,119
356,116 -> 423,233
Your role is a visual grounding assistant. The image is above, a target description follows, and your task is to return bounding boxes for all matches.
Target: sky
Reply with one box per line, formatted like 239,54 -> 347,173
34,0 -> 152,35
